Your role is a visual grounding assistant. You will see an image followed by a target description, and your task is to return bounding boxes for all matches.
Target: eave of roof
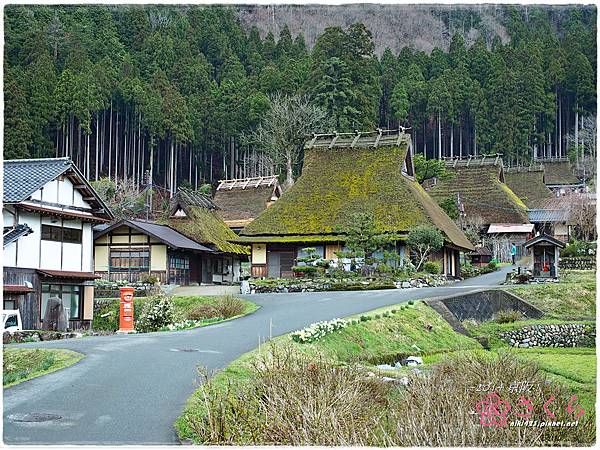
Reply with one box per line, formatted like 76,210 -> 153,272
524,234 -> 566,249
95,219 -> 215,253
37,269 -> 100,279
14,202 -> 111,223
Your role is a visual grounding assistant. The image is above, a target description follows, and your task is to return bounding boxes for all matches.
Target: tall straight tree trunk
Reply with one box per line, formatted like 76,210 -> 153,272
95,114 -> 99,180
450,125 -> 454,158
474,126 -> 477,156
438,112 -> 442,160
170,141 -> 175,197
459,124 -> 463,158
115,112 -> 120,182
575,104 -> 579,167
108,102 -> 113,179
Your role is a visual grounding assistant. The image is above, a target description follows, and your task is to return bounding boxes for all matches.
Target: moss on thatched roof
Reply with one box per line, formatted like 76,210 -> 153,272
427,160 -> 529,225
213,176 -> 281,224
239,134 -> 473,251
541,160 -> 581,185
162,189 -> 249,255
504,168 -> 553,208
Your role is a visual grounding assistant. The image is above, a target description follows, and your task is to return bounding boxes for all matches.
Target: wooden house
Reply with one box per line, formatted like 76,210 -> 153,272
539,158 -> 583,193
94,219 -> 215,285
468,246 -> 493,267
213,176 -> 282,232
486,223 -> 535,262
234,130 -> 474,278
426,155 -> 529,229
3,157 -> 114,330
504,165 -> 553,208
162,188 -> 250,283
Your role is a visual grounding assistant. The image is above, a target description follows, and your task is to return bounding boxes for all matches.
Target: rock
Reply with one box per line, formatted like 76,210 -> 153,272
405,356 -> 423,366
401,281 -> 411,289
518,343 -> 530,348
376,364 -> 395,370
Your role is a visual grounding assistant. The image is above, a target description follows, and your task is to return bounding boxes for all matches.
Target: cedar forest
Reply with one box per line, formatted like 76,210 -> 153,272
4,4 -> 597,197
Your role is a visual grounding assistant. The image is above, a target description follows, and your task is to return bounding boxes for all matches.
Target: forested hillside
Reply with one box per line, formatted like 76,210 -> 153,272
4,4 -> 596,194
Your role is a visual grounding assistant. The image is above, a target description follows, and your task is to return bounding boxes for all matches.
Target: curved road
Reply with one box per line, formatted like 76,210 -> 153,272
3,267 -> 510,445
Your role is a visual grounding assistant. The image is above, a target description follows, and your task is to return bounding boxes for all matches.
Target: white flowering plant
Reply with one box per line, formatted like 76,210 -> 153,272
159,317 -> 223,332
136,293 -> 175,332
291,318 -> 348,343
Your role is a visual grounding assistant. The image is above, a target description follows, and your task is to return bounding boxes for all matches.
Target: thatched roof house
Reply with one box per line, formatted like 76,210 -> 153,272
213,176 -> 282,231
165,188 -> 248,255
504,165 -> 553,208
540,159 -> 581,188
236,130 -> 473,278
426,156 -> 529,227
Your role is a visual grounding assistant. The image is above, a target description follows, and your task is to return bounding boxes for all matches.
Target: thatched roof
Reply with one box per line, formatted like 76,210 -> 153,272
427,157 -> 529,226
540,159 -> 581,186
504,166 -> 553,208
162,188 -> 249,255
213,176 -> 282,228
238,130 -> 473,251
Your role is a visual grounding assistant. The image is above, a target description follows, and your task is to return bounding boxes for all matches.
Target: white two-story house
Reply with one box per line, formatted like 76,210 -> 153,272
3,158 -> 113,330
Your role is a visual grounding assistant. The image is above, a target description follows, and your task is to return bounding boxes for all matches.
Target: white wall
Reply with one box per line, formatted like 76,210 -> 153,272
4,176 -> 97,272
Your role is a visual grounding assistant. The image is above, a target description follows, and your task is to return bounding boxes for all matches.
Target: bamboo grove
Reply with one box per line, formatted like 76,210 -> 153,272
4,5 -> 597,192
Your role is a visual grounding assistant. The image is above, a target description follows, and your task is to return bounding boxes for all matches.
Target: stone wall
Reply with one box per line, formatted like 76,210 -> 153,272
500,323 -> 596,348
248,274 -> 452,294
559,257 -> 596,271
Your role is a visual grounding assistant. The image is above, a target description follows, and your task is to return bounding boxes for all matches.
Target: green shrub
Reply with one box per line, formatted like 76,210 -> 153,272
391,309 -> 397,314
136,293 -> 175,332
291,265 -> 320,277
187,295 -> 245,320
487,261 -> 498,270
408,300 -> 414,305
423,261 -> 441,274
360,315 -> 368,322
494,309 -> 523,324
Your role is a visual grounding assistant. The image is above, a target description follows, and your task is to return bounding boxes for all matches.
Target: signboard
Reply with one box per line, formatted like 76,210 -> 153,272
118,287 -> 135,333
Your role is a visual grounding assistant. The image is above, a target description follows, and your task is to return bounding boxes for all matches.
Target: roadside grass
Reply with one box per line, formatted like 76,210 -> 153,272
503,270 -> 595,319
93,295 -> 258,332
299,302 -> 481,363
511,347 -> 596,412
176,294 -> 596,444
3,348 -> 84,388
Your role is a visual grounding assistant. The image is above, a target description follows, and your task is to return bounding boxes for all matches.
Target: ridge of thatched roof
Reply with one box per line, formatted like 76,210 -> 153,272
162,188 -> 249,255
213,176 -> 282,224
239,132 -> 473,251
539,159 -> 581,186
427,157 -> 529,225
504,167 -> 553,208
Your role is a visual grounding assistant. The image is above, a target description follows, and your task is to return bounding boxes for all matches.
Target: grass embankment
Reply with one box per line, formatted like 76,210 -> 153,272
176,274 -> 596,445
176,300 -> 595,445
93,295 -> 258,332
504,270 -> 596,319
3,348 -> 83,388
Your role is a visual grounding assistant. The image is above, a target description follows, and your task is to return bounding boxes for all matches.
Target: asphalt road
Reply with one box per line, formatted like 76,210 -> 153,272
3,267 -> 511,445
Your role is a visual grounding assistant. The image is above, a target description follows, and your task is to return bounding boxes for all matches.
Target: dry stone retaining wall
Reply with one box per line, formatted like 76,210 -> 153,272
500,323 -> 595,348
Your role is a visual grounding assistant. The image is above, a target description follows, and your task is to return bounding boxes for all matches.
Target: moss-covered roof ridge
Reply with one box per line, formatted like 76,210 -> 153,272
240,132 -> 473,251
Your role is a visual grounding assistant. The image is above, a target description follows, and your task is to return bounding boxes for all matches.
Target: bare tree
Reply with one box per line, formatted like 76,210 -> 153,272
244,94 -> 329,190
570,193 -> 597,242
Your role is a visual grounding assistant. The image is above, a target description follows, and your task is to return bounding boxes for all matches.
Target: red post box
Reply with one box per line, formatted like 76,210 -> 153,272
118,287 -> 135,333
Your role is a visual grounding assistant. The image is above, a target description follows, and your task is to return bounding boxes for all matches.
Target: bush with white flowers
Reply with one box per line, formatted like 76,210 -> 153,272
291,318 -> 348,343
136,293 -> 175,332
159,317 -> 223,332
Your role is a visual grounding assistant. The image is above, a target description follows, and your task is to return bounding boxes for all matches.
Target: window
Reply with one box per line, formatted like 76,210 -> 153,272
169,254 -> 190,285
213,258 -> 224,275
41,284 -> 81,320
41,225 -> 82,243
3,299 -> 17,310
169,256 -> 189,270
63,227 -> 82,244
110,249 -> 150,272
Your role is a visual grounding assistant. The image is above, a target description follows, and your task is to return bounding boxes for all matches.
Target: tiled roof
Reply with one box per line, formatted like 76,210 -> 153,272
3,157 -> 114,220
528,209 -> 571,223
3,158 -> 73,203
3,284 -> 35,293
3,224 -> 33,248
524,234 -> 566,249
95,219 -> 215,252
